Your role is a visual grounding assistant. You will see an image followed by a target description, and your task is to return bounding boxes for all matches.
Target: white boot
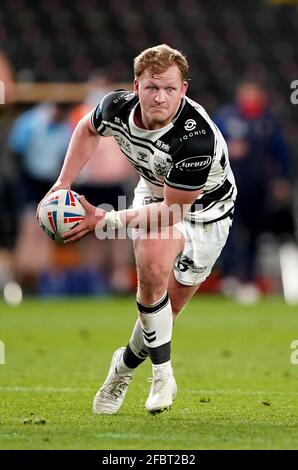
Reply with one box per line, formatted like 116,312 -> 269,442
145,362 -> 177,413
93,347 -> 134,414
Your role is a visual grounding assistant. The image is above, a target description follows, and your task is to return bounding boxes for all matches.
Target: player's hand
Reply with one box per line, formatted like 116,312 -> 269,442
36,181 -> 71,220
62,195 -> 106,243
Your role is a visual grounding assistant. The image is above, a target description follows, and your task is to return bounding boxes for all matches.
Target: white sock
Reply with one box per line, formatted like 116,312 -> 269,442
129,318 -> 148,360
137,292 -> 172,364
153,360 -> 173,374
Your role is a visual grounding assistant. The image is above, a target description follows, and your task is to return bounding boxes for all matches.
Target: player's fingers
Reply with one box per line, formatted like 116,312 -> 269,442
62,221 -> 86,239
63,228 -> 89,243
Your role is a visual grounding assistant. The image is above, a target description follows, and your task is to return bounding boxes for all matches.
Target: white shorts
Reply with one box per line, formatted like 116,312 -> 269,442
132,181 -> 232,287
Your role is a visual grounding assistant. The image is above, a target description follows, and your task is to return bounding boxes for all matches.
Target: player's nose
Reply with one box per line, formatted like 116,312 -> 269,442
154,89 -> 166,103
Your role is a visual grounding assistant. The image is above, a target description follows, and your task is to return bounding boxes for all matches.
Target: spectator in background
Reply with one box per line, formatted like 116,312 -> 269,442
69,71 -> 137,294
0,50 -> 17,289
9,103 -> 71,207
0,50 -> 15,103
214,81 -> 293,302
0,175 -> 19,290
8,103 -> 71,290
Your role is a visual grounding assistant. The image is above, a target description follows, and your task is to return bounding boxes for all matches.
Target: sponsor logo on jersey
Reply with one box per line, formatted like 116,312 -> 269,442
175,155 -> 212,171
124,92 -> 135,101
156,139 -> 170,152
184,119 -> 197,131
113,92 -> 134,104
179,129 -> 206,142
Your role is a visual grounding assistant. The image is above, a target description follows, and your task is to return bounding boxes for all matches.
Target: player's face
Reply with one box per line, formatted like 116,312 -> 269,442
134,65 -> 188,130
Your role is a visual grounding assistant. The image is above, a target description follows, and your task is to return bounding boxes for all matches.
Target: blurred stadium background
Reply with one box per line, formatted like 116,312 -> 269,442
0,0 -> 298,301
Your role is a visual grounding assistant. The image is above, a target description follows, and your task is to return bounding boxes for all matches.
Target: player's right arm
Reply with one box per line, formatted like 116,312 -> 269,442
51,111 -> 99,190
37,90 -> 123,207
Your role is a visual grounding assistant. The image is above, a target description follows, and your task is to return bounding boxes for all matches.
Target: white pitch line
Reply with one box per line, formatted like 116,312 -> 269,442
0,386 -> 92,393
0,386 -> 297,396
185,389 -> 298,396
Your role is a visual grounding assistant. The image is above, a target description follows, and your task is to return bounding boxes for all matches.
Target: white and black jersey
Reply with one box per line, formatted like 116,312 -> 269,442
91,90 -> 237,224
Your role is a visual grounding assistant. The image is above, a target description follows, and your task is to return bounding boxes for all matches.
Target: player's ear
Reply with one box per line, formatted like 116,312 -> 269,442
181,80 -> 188,97
133,79 -> 139,96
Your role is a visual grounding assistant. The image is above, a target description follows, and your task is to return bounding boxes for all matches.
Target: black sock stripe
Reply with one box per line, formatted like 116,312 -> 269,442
144,336 -> 156,343
148,341 -> 171,365
137,293 -> 169,314
141,329 -> 156,337
123,343 -> 146,368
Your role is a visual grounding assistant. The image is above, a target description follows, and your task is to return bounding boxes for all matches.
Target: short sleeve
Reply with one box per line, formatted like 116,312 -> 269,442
90,98 -> 113,137
90,90 -> 131,137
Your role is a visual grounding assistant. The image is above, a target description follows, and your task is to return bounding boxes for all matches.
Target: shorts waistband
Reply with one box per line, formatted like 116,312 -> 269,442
186,208 -> 234,226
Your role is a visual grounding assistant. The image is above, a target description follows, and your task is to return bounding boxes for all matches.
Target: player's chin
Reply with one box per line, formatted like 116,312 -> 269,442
149,113 -> 169,126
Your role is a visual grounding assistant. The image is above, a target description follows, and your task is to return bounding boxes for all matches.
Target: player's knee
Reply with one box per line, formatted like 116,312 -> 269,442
138,278 -> 166,302
138,266 -> 168,302
138,261 -> 168,285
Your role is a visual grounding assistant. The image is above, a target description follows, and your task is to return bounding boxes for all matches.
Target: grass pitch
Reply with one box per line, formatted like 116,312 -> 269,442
0,296 -> 298,450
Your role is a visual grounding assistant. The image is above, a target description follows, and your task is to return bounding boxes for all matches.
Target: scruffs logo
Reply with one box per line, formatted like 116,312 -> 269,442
176,156 -> 211,171
184,119 -> 196,131
178,256 -> 207,274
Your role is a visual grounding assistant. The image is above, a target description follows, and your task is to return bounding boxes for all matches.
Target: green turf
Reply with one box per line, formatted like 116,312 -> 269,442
0,296 -> 298,449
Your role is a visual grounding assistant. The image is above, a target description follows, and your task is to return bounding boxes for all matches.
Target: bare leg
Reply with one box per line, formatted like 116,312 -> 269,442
167,271 -> 200,321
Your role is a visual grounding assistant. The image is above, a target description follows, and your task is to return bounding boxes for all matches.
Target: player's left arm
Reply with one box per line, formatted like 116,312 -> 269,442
62,186 -> 201,243
119,184 -> 202,229
62,153 -> 210,242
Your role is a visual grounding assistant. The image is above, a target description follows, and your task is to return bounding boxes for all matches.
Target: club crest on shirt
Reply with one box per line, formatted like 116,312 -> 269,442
137,151 -> 149,162
152,153 -> 172,176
